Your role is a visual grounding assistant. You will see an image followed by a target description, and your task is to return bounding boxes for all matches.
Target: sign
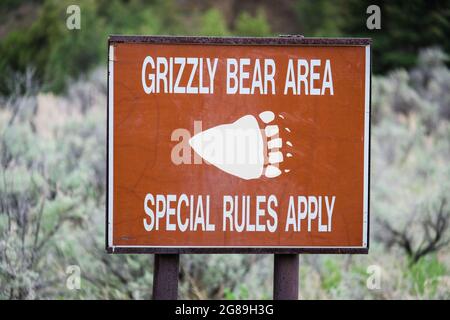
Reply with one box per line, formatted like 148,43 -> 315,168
107,36 -> 371,253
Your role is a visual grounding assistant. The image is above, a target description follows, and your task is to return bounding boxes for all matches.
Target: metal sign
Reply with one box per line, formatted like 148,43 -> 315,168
107,36 -> 371,254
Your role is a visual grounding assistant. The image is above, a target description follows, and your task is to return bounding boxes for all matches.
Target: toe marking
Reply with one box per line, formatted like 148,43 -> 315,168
265,125 -> 279,137
265,165 -> 282,178
259,111 -> 275,123
268,151 -> 283,164
268,138 -> 282,149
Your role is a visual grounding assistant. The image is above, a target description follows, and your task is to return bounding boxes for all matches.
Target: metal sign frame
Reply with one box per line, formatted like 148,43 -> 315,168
106,36 -> 371,254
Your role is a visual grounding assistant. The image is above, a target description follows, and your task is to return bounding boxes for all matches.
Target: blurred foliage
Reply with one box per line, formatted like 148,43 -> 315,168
1,0 -> 450,300
321,259 -> 342,291
0,0 -> 272,95
407,255 -> 446,295
199,9 -> 230,37
1,49 -> 449,299
294,0 -> 344,37
234,10 -> 272,37
295,0 -> 450,72
0,69 -> 156,299
340,0 -> 450,73
371,49 -> 450,259
2,0 -> 449,96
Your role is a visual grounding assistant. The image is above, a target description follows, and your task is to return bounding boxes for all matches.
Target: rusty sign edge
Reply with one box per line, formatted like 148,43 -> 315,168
108,35 -> 372,46
105,36 -> 372,254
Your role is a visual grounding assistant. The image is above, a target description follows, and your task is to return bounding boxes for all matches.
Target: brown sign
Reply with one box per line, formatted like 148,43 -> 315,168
107,36 -> 371,253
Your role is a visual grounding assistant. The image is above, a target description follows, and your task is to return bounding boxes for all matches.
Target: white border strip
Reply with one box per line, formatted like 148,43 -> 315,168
108,45 -> 114,250
363,45 -> 370,248
107,44 -> 370,251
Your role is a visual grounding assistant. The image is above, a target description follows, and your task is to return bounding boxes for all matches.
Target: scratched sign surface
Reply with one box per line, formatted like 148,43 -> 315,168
107,36 -> 371,253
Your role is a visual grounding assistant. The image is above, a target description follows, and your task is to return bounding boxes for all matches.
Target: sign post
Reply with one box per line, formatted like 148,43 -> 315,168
153,254 -> 179,300
274,254 -> 299,300
106,36 -> 371,299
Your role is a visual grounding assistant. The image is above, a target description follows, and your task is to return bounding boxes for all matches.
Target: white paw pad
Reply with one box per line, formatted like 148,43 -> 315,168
188,111 -> 293,180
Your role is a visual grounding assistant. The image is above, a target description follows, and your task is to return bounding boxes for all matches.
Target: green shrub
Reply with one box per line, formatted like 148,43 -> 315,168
321,258 -> 342,291
407,255 -> 446,296
199,9 -> 230,36
234,9 -> 272,37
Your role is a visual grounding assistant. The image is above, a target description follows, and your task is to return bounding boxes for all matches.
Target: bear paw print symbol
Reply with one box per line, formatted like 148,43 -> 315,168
189,111 -> 293,180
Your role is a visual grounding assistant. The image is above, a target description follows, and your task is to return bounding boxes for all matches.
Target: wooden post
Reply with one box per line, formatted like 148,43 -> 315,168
273,254 -> 299,300
152,254 -> 179,300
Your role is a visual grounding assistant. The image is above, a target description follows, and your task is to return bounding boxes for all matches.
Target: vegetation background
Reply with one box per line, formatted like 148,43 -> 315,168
0,0 -> 449,299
